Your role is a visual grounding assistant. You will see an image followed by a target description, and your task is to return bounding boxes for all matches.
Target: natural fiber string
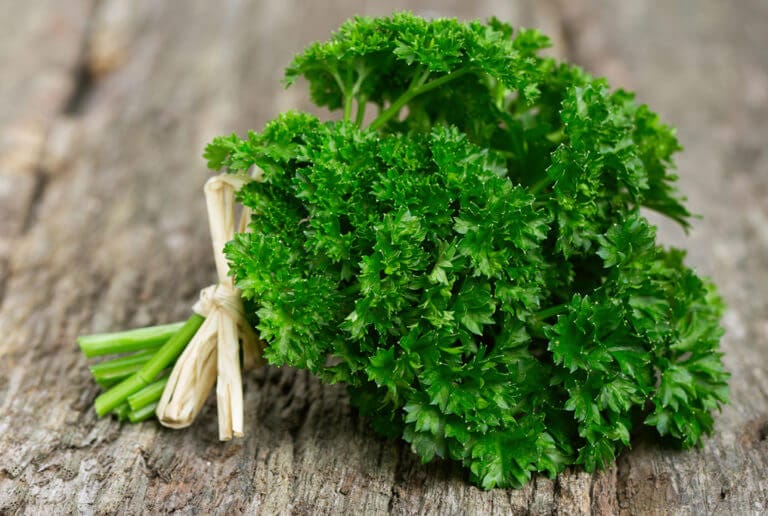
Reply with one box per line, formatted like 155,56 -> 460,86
156,174 -> 264,440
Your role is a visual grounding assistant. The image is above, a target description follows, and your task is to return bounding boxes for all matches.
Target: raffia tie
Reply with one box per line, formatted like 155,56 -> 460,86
156,174 -> 263,440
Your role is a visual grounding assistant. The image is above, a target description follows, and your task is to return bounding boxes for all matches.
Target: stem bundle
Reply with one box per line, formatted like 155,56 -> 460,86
78,315 -> 204,422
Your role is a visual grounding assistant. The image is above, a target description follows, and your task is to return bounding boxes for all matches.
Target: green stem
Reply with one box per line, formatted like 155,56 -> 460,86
355,97 -> 367,126
113,402 -> 131,422
96,378 -> 118,390
78,322 -> 185,358
529,175 -> 555,195
92,363 -> 144,386
89,350 -> 154,384
343,92 -> 354,122
350,65 -> 370,127
332,68 -> 355,123
369,68 -> 471,131
128,401 -> 159,423
528,326 -> 547,340
127,374 -> 169,412
535,303 -> 568,320
94,314 -> 204,417
90,349 -> 154,371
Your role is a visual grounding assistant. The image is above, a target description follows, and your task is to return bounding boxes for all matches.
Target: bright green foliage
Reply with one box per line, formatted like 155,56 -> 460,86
204,13 -> 728,489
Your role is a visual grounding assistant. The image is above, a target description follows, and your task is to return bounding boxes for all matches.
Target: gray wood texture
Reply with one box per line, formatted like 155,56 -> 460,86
0,0 -> 766,513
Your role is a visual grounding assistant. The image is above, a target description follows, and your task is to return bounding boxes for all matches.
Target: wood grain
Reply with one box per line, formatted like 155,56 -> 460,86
0,0 -> 765,513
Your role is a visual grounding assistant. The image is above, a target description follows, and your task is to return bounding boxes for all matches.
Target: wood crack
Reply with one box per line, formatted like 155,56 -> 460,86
0,261 -> 7,313
63,61 -> 96,116
386,447 -> 404,514
20,170 -> 49,234
63,0 -> 101,115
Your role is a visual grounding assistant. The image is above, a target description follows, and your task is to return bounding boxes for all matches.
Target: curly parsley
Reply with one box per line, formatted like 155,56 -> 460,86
205,13 -> 728,489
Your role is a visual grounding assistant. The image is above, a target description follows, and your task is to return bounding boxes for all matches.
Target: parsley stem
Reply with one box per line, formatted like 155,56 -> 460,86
369,68 -> 472,130
94,314 -> 204,417
128,402 -> 159,423
113,402 -> 131,422
90,350 -> 154,372
96,378 -> 118,390
331,68 -> 354,122
344,93 -> 354,122
127,374 -> 169,412
355,97 -> 367,126
78,322 -> 185,358
408,65 -> 429,90
529,175 -> 554,195
535,303 -> 568,320
89,350 -> 154,384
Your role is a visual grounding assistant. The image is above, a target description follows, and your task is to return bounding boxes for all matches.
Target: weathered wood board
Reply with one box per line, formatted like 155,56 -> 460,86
0,0 -> 766,513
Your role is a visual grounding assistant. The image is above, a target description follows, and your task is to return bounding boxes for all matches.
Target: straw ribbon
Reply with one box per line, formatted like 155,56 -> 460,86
156,174 -> 263,440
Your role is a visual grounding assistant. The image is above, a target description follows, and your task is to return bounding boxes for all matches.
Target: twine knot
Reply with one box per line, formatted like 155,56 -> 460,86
194,283 -> 244,321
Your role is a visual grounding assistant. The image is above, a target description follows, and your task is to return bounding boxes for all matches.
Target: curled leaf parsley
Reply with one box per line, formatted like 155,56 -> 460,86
205,13 -> 728,489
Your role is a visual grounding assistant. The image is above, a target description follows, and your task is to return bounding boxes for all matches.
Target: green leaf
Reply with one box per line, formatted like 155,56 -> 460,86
453,280 -> 496,335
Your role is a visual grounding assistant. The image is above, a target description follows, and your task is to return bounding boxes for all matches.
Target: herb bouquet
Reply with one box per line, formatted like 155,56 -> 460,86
78,13 -> 728,489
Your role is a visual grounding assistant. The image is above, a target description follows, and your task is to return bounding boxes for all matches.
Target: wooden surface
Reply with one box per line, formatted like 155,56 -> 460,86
1,1 -> 766,513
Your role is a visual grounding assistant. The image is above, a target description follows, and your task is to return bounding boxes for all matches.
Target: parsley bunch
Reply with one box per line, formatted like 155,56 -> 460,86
205,13 -> 728,489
